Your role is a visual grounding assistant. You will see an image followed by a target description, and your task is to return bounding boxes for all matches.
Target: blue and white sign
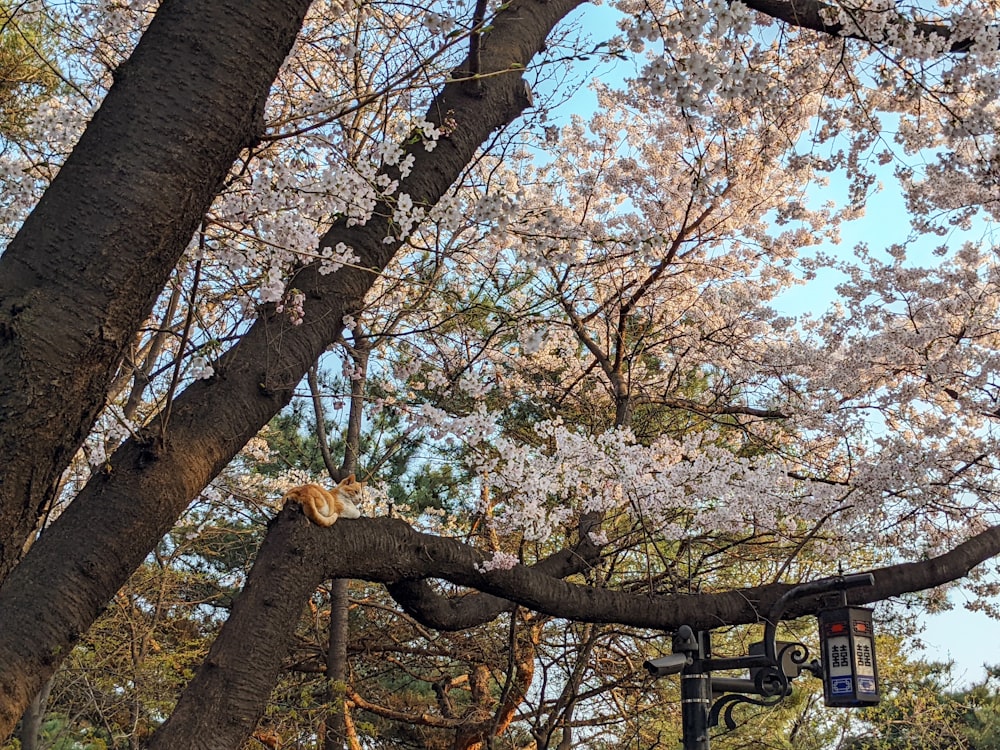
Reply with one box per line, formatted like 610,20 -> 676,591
830,676 -> 854,695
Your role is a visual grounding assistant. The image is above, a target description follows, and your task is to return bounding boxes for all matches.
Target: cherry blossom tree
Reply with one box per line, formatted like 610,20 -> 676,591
4,0 -> 1000,747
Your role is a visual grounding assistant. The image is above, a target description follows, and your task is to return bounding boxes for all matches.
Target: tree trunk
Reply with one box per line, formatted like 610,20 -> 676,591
144,509 -> 324,750
453,621 -> 538,750
14,677 -> 52,750
324,347 -> 368,750
325,579 -> 351,750
0,0 -> 582,736
0,0 -> 314,583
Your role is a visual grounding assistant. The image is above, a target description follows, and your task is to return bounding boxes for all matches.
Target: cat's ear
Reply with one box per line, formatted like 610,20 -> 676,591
341,473 -> 355,485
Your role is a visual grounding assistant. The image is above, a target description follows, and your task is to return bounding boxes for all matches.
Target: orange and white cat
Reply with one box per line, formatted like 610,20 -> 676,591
282,475 -> 364,527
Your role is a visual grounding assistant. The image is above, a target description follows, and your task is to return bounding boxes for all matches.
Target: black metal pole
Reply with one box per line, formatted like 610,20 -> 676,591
673,626 -> 710,750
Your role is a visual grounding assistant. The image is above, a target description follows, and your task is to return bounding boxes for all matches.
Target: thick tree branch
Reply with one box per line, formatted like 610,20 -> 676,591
387,522 -> 602,630
742,0 -> 982,53
149,510 -> 1000,750
357,518 -> 1000,627
0,0 -> 314,581
0,0 -> 584,738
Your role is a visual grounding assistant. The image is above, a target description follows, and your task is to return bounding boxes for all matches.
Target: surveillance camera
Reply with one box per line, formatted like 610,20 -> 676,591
643,654 -> 691,677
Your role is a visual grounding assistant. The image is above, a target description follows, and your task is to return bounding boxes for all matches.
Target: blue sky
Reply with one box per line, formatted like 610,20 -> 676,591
777,160 -> 1000,687
924,597 -> 999,686
553,0 -> 1000,686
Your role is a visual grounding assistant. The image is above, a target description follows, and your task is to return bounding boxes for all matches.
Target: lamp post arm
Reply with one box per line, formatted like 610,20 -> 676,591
762,573 -> 875,666
710,677 -> 790,696
702,654 -> 770,672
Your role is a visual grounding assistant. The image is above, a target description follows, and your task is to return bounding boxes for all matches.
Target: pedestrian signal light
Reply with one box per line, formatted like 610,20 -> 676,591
817,606 -> 879,707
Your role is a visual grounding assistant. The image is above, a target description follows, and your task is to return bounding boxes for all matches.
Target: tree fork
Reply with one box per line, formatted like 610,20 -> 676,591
0,0 -> 584,738
0,0 -> 315,582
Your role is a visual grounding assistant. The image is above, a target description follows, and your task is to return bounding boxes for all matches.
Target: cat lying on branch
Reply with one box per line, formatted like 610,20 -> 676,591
282,475 -> 364,527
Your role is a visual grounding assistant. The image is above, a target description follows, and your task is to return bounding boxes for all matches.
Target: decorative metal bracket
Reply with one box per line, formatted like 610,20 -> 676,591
708,641 -> 821,729
644,572 -> 877,748
702,573 -> 874,728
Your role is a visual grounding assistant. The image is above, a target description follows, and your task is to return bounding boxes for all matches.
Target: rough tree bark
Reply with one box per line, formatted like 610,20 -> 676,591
0,0 -> 583,737
0,0 -> 315,582
146,510 -> 1000,750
